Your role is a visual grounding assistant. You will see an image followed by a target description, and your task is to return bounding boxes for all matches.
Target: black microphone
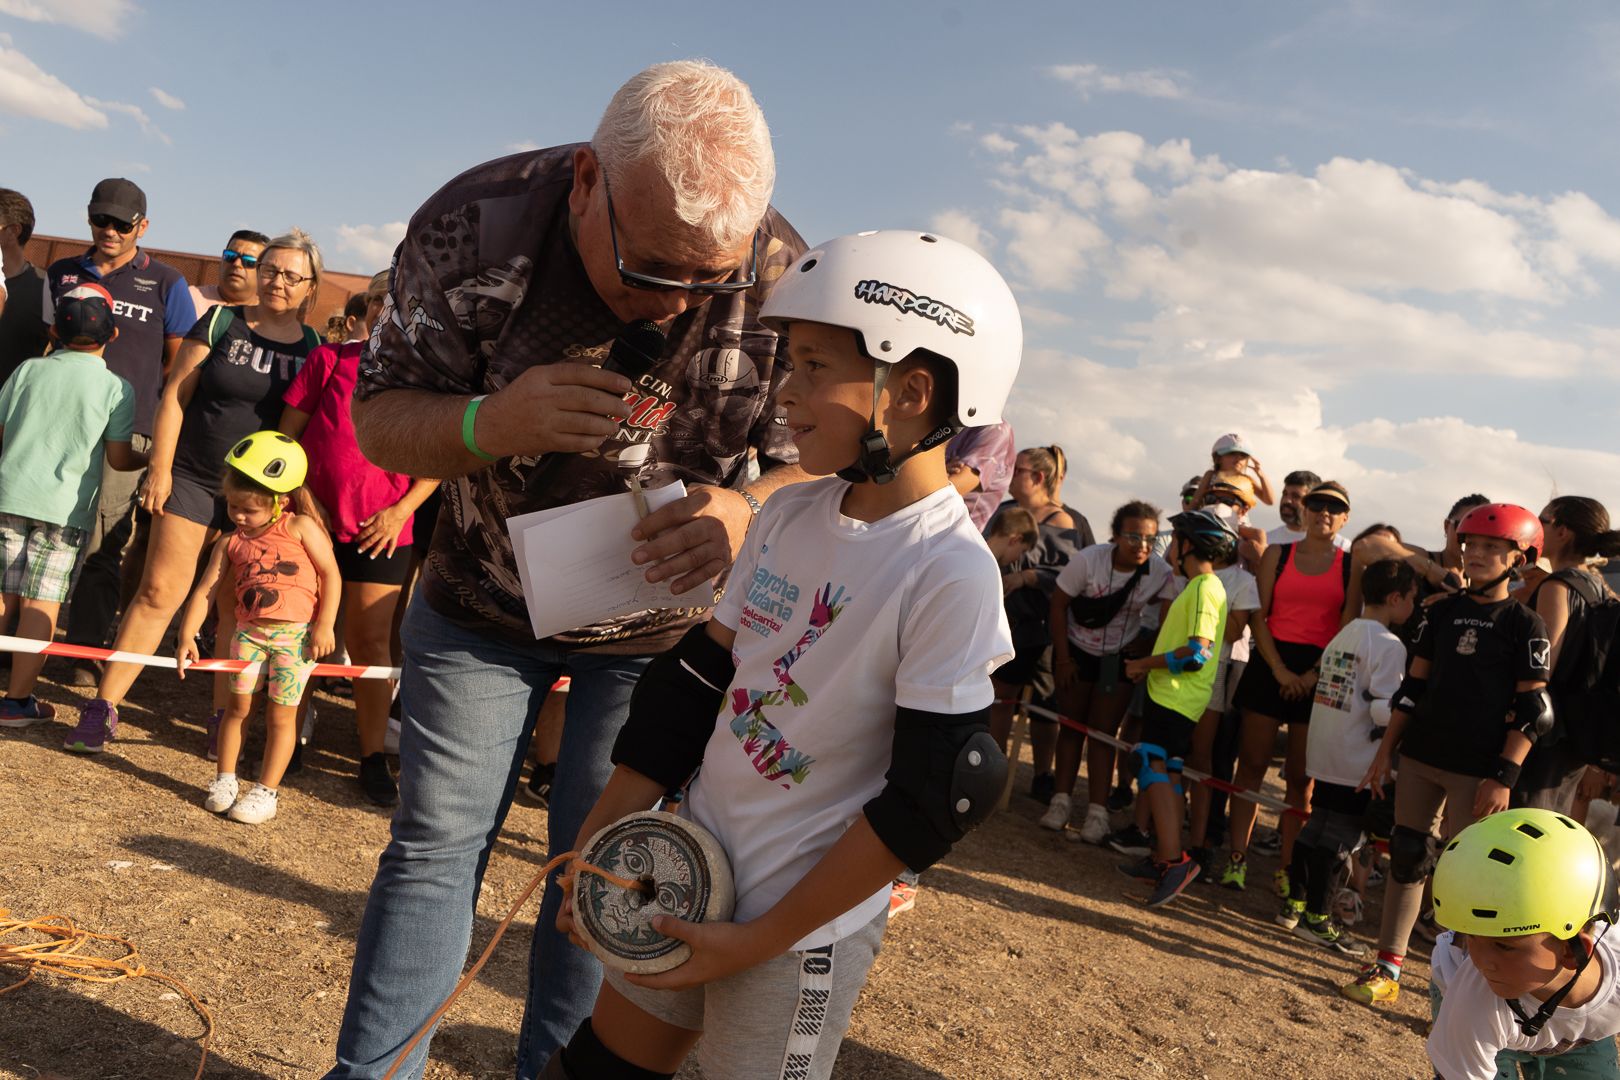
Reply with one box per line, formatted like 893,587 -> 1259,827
604,319 -> 667,378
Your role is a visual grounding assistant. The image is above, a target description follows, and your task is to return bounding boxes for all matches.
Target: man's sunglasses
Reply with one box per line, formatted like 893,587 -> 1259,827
90,213 -> 139,234
221,249 -> 260,269
1302,496 -> 1347,513
603,171 -> 758,295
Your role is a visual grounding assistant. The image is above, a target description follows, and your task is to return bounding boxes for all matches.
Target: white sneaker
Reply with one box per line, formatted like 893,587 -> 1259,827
1038,793 -> 1073,831
204,774 -> 239,813
228,785 -> 278,824
1078,803 -> 1112,844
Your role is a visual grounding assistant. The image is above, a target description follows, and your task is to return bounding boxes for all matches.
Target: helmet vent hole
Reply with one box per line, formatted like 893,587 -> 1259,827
264,460 -> 285,478
799,258 -> 817,273
273,433 -> 293,444
1515,823 -> 1545,840
1444,839 -> 1460,852
966,407 -> 977,417
1487,848 -> 1515,866
920,234 -> 938,243
1555,815 -> 1578,830
1472,908 -> 1499,919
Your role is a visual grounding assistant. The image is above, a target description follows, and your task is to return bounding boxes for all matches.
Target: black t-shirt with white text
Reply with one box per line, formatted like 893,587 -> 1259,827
1400,595 -> 1551,778
171,307 -> 313,484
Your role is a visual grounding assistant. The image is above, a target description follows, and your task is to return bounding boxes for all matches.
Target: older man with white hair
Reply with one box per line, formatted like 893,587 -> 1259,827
328,61 -> 807,1079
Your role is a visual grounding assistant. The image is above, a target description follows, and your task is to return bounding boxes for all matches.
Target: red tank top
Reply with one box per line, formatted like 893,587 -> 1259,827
1267,545 -> 1346,648
226,513 -> 320,626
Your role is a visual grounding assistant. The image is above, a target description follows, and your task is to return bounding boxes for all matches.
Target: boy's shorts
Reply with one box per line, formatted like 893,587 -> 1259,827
232,622 -> 314,706
1297,781 -> 1371,858
0,513 -> 88,603
1139,695 -> 1197,763
604,906 -> 885,1080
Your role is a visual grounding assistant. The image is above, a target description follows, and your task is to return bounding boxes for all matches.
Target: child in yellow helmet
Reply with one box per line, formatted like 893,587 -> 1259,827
175,431 -> 340,825
1427,807 -> 1619,1078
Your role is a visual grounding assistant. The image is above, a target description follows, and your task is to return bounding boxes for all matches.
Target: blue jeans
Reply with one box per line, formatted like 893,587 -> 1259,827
328,598 -> 652,1079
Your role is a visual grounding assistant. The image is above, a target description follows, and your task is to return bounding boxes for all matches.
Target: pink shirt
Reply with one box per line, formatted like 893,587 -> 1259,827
283,342 -> 415,545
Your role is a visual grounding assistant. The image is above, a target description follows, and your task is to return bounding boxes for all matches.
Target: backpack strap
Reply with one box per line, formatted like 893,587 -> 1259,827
1277,542 -> 1293,572
300,324 -> 321,352
1340,545 -> 1352,590
205,304 -> 236,349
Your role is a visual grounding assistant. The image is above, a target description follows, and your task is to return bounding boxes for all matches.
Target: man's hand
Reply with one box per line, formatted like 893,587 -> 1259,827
623,916 -> 780,991
631,485 -> 754,596
476,364 -> 634,459
1473,778 -> 1511,818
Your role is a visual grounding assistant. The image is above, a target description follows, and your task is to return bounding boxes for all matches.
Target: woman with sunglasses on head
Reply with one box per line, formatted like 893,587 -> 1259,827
1513,497 -> 1620,813
63,230 -> 325,757
1221,481 -> 1357,896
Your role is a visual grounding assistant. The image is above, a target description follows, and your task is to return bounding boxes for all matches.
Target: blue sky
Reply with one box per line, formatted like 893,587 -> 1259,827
5,1 -> 1619,546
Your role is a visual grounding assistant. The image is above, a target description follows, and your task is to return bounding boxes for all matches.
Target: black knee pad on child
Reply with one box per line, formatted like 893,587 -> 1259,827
545,1018 -> 675,1080
1388,825 -> 1437,885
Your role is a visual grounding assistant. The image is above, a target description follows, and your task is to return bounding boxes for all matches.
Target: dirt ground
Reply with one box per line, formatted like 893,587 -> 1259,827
0,666 -> 1437,1079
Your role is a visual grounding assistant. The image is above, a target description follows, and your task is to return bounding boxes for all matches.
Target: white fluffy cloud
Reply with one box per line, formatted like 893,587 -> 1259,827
0,0 -> 135,39
0,33 -> 105,128
0,35 -> 169,140
149,86 -> 184,110
951,101 -> 1620,543
336,222 -> 409,269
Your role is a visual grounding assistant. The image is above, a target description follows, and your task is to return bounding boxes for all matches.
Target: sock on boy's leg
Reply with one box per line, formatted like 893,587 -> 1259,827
1375,950 -> 1404,980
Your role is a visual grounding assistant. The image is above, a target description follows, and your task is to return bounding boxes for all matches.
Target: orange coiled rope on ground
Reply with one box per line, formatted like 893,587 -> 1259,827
0,909 -> 214,1080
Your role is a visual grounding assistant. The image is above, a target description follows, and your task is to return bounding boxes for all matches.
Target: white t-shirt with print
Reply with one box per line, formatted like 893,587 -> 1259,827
1305,617 -> 1407,787
696,478 -> 1013,951
1429,929 -> 1620,1079
1266,524 -> 1351,552
1054,544 -> 1177,657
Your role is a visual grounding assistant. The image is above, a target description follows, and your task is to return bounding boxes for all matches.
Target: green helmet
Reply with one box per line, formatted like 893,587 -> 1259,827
1432,808 -> 1614,940
225,430 -> 307,493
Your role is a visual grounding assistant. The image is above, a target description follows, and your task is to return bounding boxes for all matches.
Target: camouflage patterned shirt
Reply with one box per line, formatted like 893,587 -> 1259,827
358,144 -> 805,653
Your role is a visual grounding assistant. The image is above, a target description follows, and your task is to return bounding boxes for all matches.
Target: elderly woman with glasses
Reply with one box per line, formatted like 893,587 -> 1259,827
67,230 -> 324,755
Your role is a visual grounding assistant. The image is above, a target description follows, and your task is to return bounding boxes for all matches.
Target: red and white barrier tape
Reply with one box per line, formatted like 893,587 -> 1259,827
0,635 -> 398,680
1007,699 -> 1309,821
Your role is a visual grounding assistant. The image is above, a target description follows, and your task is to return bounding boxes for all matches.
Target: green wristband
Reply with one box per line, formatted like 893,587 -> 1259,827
462,394 -> 497,462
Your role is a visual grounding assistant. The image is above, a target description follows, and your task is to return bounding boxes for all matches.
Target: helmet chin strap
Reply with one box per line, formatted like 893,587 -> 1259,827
835,363 -> 958,486
1463,557 -> 1524,597
1506,921 -> 1611,1037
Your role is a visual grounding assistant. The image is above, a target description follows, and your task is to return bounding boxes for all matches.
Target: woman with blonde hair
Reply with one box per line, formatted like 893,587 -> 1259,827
279,270 -> 438,805
63,230 -> 326,757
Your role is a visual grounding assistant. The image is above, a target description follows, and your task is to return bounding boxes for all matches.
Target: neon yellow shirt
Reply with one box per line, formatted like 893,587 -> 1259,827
1147,572 -> 1228,721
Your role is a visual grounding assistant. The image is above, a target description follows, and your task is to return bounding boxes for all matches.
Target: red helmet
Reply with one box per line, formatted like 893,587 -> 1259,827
1456,503 -> 1543,564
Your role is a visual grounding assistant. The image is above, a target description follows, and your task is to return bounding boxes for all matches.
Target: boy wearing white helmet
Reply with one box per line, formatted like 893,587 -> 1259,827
549,231 -> 1019,1080
1427,808 -> 1620,1078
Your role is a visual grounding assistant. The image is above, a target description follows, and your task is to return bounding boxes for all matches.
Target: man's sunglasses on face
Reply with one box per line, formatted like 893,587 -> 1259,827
602,171 -> 758,295
221,249 -> 260,269
91,214 -> 139,235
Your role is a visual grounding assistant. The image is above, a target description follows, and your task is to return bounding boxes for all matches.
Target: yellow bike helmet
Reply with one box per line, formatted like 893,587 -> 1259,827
1432,808 -> 1613,940
225,430 -> 307,493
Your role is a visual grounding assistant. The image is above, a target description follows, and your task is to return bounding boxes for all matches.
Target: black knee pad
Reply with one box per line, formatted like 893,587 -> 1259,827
549,1018 -> 675,1080
1389,825 -> 1437,885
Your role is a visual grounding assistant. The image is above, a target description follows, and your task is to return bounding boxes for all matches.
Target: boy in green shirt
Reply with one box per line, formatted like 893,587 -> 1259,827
1121,508 -> 1235,907
0,283 -> 142,729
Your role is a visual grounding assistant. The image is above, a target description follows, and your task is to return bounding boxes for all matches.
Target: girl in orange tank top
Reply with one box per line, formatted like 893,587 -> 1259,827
176,456 -> 340,826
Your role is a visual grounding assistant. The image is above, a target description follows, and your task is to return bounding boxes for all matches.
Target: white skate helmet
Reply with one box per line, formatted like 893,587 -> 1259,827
760,230 -> 1022,482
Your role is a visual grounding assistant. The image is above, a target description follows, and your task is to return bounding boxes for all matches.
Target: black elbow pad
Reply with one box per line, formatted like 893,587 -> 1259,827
1512,688 -> 1554,743
863,706 -> 1007,873
610,623 -> 734,790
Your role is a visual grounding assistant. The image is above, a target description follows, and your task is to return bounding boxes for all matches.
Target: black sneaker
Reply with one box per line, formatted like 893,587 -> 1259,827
1294,915 -> 1368,957
1106,783 -> 1134,813
1105,824 -> 1152,858
1116,854 -> 1158,881
358,752 -> 398,807
1145,855 -> 1201,908
514,761 -> 555,809
1028,772 -> 1056,804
